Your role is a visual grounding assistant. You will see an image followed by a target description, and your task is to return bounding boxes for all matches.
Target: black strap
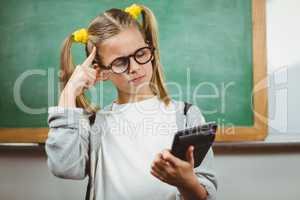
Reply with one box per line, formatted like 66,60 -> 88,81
184,102 -> 192,116
88,113 -> 96,125
89,103 -> 192,124
86,112 -> 95,200
184,102 -> 192,128
85,179 -> 90,200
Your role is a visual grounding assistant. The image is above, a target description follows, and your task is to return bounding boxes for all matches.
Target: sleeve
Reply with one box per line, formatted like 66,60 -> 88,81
45,106 -> 91,180
175,105 -> 218,200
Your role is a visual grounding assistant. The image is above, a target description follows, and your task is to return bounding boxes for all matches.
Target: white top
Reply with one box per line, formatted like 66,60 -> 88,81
95,95 -> 180,200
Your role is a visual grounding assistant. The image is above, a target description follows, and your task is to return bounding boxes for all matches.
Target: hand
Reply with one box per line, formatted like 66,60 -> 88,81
63,46 -> 106,97
150,145 -> 198,188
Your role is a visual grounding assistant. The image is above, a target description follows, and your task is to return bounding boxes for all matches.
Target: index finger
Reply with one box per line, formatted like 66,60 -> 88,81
82,46 -> 96,67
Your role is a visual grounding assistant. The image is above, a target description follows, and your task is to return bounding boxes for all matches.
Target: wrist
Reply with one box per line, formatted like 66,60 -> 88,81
63,82 -> 77,95
177,174 -> 208,200
177,174 -> 199,192
58,87 -> 77,107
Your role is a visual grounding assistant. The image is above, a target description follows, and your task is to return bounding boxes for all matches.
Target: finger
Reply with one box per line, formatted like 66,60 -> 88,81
158,153 -> 173,169
153,153 -> 166,168
85,72 -> 96,82
81,78 -> 93,90
151,163 -> 169,181
88,77 -> 97,88
152,159 -> 167,172
161,150 -> 182,167
82,46 -> 96,67
150,169 -> 167,183
152,155 -> 169,174
159,152 -> 172,166
81,74 -> 95,88
80,81 -> 89,94
84,66 -> 98,78
85,66 -> 97,74
82,68 -> 96,82
186,145 -> 195,167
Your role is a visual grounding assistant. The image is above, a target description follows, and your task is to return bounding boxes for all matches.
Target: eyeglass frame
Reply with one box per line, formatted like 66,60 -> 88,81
93,42 -> 156,74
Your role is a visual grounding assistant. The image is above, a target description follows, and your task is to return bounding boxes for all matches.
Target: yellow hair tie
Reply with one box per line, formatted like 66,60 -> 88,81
124,4 -> 143,20
72,28 -> 88,44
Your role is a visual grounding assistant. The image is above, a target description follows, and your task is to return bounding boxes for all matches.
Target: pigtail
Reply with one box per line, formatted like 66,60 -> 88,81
59,35 -> 99,113
60,35 -> 74,90
139,5 -> 171,106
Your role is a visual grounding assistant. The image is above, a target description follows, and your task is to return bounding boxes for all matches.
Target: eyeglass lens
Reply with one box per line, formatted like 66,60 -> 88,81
110,47 -> 153,74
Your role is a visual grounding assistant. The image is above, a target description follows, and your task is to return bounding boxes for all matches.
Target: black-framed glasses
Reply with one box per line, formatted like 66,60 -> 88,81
100,45 -> 155,74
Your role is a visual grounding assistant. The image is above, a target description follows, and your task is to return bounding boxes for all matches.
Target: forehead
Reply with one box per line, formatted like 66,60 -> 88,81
99,27 -> 146,62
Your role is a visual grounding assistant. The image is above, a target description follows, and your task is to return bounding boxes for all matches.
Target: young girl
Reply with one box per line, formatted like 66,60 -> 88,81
46,4 -> 217,200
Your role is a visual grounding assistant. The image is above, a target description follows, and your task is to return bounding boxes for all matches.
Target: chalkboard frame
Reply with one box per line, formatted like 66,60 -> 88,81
0,0 -> 267,143
215,0 -> 268,142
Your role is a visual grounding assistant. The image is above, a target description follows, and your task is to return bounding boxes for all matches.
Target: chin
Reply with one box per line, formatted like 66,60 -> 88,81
126,82 -> 151,94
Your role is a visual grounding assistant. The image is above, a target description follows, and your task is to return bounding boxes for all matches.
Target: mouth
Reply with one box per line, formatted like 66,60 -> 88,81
129,75 -> 146,83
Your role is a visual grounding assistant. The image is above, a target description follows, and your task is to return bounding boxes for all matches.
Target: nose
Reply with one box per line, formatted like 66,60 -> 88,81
128,56 -> 141,73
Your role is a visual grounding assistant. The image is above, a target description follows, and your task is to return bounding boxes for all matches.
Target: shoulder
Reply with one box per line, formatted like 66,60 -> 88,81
101,103 -> 113,112
87,103 -> 113,126
171,99 -> 206,126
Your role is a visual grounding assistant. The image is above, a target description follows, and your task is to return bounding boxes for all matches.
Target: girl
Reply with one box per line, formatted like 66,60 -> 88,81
46,4 -> 217,200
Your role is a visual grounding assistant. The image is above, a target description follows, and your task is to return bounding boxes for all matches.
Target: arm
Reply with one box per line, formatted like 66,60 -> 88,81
45,90 -> 91,180
176,147 -> 217,200
151,104 -> 218,199
151,146 -> 217,200
177,105 -> 218,200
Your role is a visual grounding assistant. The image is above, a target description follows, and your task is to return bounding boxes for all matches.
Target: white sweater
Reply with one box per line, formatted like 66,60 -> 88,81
95,95 -> 179,200
46,96 -> 217,200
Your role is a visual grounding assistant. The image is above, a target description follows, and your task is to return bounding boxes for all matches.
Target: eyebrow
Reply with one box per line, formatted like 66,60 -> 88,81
108,45 -> 148,63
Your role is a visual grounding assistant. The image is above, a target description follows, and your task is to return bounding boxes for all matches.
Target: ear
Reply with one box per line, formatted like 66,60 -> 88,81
93,64 -> 110,81
151,55 -> 155,62
99,70 -> 111,81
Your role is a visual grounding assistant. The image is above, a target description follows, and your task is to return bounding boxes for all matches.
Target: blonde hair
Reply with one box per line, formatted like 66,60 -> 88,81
60,4 -> 171,113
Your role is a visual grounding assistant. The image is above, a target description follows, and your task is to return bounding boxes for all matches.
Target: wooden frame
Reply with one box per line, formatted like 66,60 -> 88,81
0,0 -> 267,143
0,128 -> 48,143
216,0 -> 268,142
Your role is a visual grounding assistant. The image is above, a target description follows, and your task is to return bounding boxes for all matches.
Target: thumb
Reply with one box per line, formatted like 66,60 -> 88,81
186,145 -> 195,167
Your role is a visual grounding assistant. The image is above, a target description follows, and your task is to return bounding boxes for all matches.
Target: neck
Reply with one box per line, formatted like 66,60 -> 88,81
115,89 -> 156,104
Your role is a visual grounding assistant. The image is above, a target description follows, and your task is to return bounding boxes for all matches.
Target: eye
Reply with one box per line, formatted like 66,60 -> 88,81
137,48 -> 150,58
112,57 -> 128,67
136,50 -> 145,57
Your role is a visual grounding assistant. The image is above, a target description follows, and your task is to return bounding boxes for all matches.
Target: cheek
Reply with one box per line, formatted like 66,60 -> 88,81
144,63 -> 153,80
110,74 -> 130,90
111,75 -> 128,85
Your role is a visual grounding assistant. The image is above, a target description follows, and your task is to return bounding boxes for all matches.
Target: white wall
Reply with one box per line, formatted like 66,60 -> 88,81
1,147 -> 300,200
215,152 -> 300,199
0,148 -> 87,200
1,0 -> 300,200
267,0 -> 300,136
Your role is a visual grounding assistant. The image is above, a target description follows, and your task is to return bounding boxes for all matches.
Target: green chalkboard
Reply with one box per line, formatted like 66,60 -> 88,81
0,0 -> 253,129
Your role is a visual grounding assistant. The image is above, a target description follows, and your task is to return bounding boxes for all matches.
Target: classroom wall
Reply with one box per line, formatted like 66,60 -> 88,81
1,0 -> 299,199
1,147 -> 300,200
266,0 -> 300,136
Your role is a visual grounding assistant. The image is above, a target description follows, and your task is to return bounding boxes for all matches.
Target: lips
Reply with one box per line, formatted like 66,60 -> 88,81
129,75 -> 145,82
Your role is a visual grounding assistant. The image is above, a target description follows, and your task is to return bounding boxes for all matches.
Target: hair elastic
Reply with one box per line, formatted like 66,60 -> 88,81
72,4 -> 142,44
